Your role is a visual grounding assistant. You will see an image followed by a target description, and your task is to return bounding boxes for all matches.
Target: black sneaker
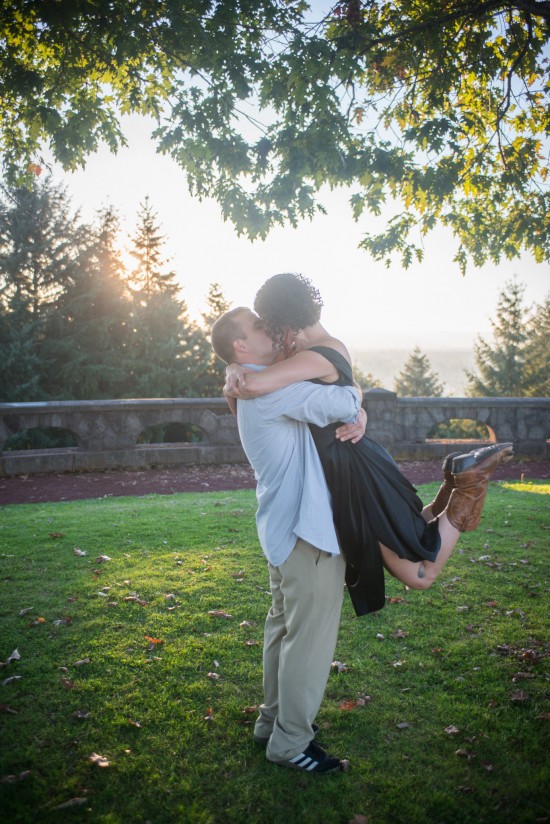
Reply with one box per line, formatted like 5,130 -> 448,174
270,740 -> 343,774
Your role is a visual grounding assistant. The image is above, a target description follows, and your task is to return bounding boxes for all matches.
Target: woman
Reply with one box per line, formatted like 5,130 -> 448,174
225,273 -> 513,614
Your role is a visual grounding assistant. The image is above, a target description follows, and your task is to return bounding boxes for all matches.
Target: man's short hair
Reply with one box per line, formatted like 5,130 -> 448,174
211,307 -> 249,364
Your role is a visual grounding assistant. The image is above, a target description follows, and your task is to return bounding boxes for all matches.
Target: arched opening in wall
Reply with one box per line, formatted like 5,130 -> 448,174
4,427 -> 78,451
427,419 -> 495,443
137,422 -> 206,445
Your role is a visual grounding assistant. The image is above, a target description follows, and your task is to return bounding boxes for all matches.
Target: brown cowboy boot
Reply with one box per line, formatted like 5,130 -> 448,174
430,452 -> 462,518
446,443 -> 514,531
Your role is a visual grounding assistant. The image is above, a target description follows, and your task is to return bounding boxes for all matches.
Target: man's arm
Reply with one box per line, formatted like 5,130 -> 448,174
259,380 -> 360,428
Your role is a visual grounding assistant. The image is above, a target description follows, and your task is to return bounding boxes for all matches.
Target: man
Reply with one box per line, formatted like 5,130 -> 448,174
211,307 -> 361,775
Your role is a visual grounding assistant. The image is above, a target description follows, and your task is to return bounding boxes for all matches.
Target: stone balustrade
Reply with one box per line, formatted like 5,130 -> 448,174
0,392 -> 548,476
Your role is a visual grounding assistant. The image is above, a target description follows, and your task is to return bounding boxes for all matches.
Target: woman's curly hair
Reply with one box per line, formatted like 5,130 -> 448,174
253,273 -> 323,350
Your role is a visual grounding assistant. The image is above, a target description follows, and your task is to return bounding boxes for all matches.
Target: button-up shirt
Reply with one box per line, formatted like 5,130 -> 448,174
236,368 -> 360,566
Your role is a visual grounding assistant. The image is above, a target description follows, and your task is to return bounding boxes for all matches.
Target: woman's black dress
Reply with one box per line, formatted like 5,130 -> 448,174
308,346 -> 441,616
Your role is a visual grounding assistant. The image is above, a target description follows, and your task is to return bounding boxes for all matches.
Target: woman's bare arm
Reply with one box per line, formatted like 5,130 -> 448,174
224,349 -> 339,398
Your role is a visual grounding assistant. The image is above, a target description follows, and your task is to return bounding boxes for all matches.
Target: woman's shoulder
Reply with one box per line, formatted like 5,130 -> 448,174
309,337 -> 351,364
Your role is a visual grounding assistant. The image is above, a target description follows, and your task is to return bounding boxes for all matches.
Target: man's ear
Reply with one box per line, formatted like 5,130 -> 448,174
233,338 -> 248,355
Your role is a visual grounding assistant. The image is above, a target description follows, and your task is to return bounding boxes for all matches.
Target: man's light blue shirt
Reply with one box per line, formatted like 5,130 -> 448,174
236,367 -> 360,566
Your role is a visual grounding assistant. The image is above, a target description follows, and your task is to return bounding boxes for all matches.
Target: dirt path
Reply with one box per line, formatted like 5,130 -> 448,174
1,459 -> 547,506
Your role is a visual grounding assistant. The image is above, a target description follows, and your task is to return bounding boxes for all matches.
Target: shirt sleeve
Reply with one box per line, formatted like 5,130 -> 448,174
258,381 -> 360,426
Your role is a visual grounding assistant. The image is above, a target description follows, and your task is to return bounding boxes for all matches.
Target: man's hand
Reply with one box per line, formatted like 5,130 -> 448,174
335,407 -> 367,444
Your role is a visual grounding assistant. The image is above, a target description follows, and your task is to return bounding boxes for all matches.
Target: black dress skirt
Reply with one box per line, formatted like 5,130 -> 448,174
308,346 -> 441,616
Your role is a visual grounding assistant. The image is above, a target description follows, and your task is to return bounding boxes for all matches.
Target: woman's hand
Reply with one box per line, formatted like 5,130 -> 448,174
335,407 -> 367,444
224,363 -> 255,399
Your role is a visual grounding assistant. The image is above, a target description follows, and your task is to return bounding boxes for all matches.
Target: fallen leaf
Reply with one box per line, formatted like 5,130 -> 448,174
49,532 -> 66,539
5,649 -> 20,664
339,699 -> 361,711
481,761 -> 494,772
144,636 -> 164,645
208,610 -> 233,619
0,704 -> 18,714
73,548 -> 87,556
392,629 -> 408,638
348,815 -> 368,824
2,676 -> 22,686
89,753 -> 109,767
244,639 -> 258,646
445,725 -> 460,735
61,678 -> 77,690
74,658 -> 90,666
73,710 -> 90,719
207,672 -> 221,680
485,600 -> 498,607
96,554 -> 111,563
510,690 -> 529,702
239,620 -> 254,628
30,617 -> 46,626
455,748 -> 476,761
53,798 -> 88,810
204,707 -> 214,721
18,607 -> 33,617
242,706 -> 258,714
331,660 -> 350,672
1,770 -> 31,784
396,722 -> 411,730
388,597 -> 404,604
376,633 -> 385,640
128,719 -> 141,727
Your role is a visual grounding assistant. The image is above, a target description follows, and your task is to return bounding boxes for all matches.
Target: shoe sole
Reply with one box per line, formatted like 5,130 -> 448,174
452,443 -> 513,474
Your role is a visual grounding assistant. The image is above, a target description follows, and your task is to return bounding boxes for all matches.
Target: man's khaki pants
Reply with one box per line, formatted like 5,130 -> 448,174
254,538 -> 346,763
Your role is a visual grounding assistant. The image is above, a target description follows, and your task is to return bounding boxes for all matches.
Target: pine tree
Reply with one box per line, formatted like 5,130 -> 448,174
466,280 -> 529,397
353,364 -> 382,391
126,199 -> 207,397
524,296 -> 550,397
129,196 -> 178,298
192,282 -> 233,397
0,178 -> 83,316
0,295 -> 43,401
39,206 -> 133,399
394,347 -> 443,396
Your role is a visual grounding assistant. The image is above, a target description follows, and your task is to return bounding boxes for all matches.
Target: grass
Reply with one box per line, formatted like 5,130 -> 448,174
0,481 -> 548,824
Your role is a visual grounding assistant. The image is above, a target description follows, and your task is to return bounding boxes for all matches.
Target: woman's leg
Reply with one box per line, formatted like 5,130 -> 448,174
379,443 -> 514,590
380,512 -> 459,590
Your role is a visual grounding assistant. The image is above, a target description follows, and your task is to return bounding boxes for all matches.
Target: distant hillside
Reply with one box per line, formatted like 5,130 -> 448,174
351,348 -> 476,396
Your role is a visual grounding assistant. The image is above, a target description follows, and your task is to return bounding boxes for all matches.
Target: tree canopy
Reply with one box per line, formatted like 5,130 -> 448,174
1,1 -> 548,272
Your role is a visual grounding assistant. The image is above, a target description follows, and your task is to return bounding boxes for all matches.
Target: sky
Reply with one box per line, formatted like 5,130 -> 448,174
55,113 -> 549,353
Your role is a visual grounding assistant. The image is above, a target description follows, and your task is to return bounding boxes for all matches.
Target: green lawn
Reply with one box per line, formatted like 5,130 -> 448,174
0,481 -> 548,824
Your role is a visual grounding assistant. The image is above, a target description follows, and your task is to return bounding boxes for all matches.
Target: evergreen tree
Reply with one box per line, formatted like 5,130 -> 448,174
39,206 -> 133,399
524,296 -> 550,397
0,294 -> 43,400
0,178 -> 87,399
394,347 -> 443,396
353,364 -> 382,391
0,178 -> 83,316
466,280 -> 529,397
192,282 -> 233,397
130,197 -> 178,298
126,199 -> 205,397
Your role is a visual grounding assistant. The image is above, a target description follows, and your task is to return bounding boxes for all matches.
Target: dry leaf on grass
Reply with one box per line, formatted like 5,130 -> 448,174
48,532 -> 66,539
0,703 -> 18,714
208,610 -> 233,619
53,798 -> 88,810
89,753 -> 109,767
1,649 -> 21,666
1,770 -> 31,784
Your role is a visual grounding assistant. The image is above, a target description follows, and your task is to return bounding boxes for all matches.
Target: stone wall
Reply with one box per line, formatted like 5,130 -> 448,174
0,393 -> 548,476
